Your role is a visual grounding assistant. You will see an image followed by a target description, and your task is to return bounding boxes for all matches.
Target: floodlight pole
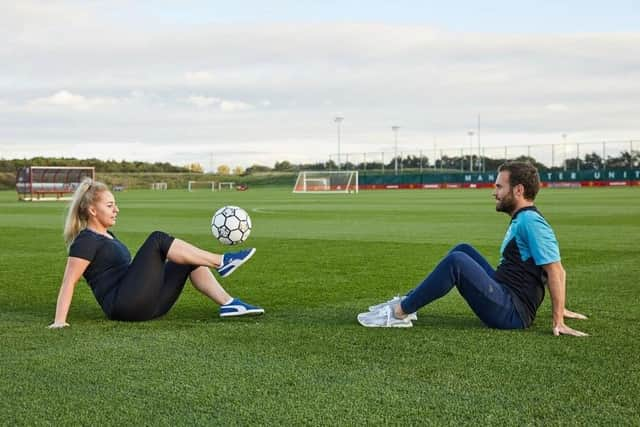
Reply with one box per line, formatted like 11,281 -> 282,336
433,137 -> 437,171
477,114 -> 482,172
468,131 -> 475,172
562,133 -> 568,171
335,117 -> 344,170
392,126 -> 400,175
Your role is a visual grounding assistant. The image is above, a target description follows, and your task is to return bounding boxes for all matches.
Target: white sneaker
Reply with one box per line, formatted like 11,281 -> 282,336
357,305 -> 413,328
368,295 -> 417,321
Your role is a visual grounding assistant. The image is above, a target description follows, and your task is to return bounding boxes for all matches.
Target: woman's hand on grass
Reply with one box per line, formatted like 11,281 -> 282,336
48,322 -> 70,329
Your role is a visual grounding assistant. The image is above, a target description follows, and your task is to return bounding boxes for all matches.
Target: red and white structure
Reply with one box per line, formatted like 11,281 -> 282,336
16,166 -> 95,201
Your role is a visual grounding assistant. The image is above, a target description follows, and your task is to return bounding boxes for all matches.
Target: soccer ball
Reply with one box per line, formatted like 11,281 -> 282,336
211,205 -> 252,245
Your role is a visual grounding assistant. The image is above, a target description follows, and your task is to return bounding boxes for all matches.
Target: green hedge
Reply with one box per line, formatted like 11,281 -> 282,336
0,171 -> 298,191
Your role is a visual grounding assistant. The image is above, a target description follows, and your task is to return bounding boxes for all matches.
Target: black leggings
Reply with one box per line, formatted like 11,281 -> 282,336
109,231 -> 197,321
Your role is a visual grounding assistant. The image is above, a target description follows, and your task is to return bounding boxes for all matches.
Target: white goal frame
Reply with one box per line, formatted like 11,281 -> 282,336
188,181 -> 216,192
292,170 -> 358,194
218,181 -> 235,191
151,182 -> 167,191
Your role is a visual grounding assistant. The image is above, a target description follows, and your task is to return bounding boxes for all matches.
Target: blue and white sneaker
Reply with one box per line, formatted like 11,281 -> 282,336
217,248 -> 256,278
220,298 -> 265,318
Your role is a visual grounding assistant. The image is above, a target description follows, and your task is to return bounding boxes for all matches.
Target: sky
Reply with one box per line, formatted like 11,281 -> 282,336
1,0 -> 639,170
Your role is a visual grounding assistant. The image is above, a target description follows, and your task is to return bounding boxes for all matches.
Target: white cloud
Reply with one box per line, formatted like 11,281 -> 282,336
185,95 -> 254,111
29,90 -> 119,111
184,71 -> 216,84
186,95 -> 221,108
545,104 -> 569,112
219,100 -> 255,112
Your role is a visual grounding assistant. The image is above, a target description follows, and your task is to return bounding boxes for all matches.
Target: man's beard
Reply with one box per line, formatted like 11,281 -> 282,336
496,192 -> 517,215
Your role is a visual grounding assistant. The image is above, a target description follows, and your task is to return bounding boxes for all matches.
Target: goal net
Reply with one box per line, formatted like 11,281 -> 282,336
293,171 -> 358,193
188,181 -> 216,191
151,182 -> 168,190
218,182 -> 235,191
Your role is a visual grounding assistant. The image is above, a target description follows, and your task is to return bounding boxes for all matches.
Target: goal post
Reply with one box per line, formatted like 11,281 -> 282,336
151,182 -> 167,190
218,182 -> 235,191
293,171 -> 358,193
188,181 -> 216,191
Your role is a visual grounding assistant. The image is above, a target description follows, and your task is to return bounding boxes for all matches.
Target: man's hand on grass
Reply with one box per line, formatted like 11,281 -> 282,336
564,308 -> 588,320
553,322 -> 588,337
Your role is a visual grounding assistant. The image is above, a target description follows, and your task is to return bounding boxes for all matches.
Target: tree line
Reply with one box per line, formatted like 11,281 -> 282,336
2,150 -> 638,176
252,150 -> 639,173
0,157 -> 191,173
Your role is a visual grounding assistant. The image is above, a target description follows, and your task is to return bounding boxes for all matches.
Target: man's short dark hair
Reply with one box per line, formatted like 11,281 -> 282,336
498,162 -> 540,200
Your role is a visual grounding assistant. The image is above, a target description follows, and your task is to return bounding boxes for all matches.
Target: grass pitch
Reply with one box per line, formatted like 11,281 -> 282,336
1,187 -> 639,425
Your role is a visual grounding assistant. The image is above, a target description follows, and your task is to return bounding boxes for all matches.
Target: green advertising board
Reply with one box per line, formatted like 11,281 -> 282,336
359,169 -> 640,186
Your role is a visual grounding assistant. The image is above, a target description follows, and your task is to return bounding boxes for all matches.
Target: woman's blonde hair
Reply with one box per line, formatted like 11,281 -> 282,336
63,178 -> 109,246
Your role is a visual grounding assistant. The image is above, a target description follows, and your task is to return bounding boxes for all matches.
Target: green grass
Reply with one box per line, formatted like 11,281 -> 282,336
1,187 -> 639,425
